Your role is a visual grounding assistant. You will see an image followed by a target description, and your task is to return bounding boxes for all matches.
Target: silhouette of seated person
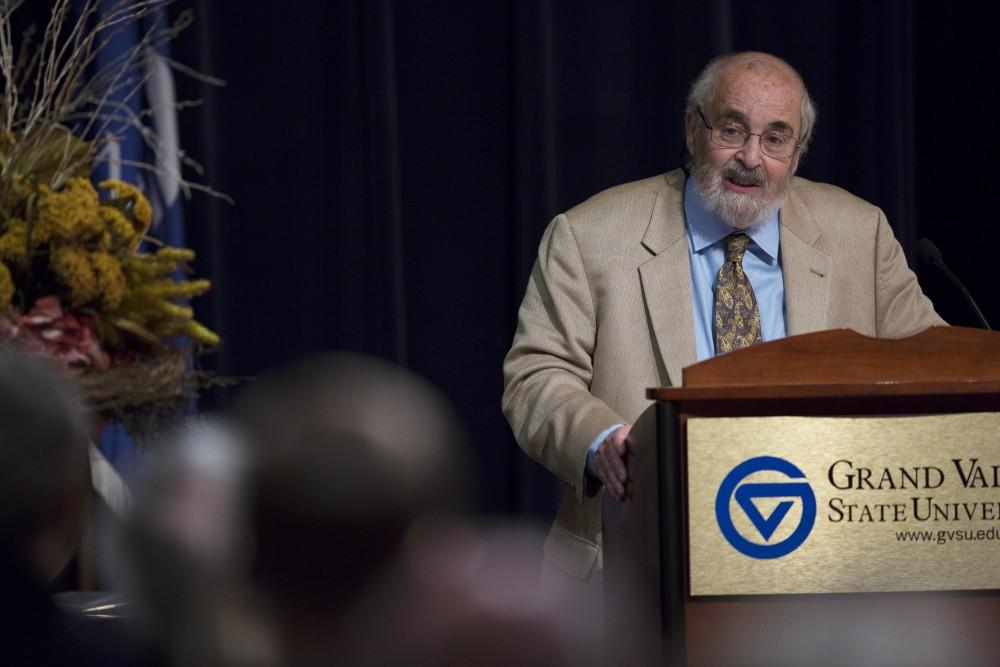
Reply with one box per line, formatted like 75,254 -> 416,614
0,349 -> 152,665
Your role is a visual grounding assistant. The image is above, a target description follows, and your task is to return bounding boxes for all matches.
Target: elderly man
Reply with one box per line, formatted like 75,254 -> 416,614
502,52 -> 944,586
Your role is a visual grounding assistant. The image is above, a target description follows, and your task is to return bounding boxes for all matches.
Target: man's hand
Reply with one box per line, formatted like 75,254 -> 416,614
594,424 -> 635,502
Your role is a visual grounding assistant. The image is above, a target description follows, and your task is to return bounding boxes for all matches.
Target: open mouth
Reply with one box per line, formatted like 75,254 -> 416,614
723,176 -> 762,193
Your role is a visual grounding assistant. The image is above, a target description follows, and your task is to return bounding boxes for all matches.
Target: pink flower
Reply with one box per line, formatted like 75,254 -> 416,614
0,296 -> 110,369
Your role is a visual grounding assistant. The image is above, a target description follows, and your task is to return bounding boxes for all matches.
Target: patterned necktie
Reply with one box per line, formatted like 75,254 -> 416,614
714,233 -> 762,354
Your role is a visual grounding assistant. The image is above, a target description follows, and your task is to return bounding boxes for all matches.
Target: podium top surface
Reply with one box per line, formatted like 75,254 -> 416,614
647,326 -> 1000,403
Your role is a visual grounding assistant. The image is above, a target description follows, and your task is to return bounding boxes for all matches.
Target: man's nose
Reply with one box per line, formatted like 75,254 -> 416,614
735,134 -> 764,169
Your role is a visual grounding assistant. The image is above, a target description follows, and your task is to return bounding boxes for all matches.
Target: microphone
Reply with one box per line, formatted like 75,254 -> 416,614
917,238 -> 992,330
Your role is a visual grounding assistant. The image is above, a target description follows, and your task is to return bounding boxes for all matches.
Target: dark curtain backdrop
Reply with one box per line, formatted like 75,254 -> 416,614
160,0 -> 1000,519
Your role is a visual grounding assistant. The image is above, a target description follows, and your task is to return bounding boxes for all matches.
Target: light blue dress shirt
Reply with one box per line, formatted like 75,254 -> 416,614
684,176 -> 786,359
586,176 -> 788,477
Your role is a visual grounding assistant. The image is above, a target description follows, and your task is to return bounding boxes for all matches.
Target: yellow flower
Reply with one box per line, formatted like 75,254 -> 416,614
34,177 -> 102,246
120,253 -> 164,280
91,251 -> 126,310
97,229 -> 112,252
98,205 -> 136,251
155,247 -> 195,264
99,179 -> 153,238
50,245 -> 98,306
136,278 -> 211,301
0,262 -> 13,311
183,320 -> 220,347
0,217 -> 29,267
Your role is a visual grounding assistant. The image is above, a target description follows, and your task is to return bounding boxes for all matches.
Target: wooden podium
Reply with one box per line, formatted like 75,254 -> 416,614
602,326 -> 1000,665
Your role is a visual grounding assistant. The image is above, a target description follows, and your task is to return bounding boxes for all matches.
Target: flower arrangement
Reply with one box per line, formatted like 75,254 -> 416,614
0,1 -> 222,427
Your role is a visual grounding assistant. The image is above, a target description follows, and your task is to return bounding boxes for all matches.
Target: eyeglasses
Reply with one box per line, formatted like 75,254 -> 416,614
696,107 -> 801,161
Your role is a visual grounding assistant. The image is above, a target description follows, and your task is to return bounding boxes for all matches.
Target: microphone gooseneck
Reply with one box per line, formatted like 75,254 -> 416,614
916,238 -> 943,266
917,238 -> 991,330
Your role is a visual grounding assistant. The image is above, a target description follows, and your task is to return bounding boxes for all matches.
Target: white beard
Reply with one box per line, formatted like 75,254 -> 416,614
690,155 -> 790,230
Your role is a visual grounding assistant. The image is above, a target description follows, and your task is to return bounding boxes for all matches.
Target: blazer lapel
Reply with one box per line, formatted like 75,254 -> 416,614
639,171 -> 697,386
780,184 -> 831,335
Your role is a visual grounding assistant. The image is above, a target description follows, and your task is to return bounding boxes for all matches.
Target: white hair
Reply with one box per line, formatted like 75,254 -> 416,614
686,52 -> 818,155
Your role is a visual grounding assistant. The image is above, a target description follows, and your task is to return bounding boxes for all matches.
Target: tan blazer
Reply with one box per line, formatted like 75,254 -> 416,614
502,169 -> 945,580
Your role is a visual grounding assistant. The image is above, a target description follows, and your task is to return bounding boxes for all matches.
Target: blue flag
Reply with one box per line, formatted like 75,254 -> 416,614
77,1 -> 187,481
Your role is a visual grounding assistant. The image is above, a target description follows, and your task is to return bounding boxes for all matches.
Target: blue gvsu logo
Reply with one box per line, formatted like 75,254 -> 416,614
715,456 -> 817,559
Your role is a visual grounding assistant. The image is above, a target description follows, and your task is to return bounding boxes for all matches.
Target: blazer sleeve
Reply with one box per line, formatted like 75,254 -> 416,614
502,213 -> 624,502
873,207 -> 947,337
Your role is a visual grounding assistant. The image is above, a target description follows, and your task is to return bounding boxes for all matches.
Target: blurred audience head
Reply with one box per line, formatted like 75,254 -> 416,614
231,352 -> 469,618
120,418 -> 253,664
339,521 -> 606,667
124,352 -> 603,666
0,348 -> 90,581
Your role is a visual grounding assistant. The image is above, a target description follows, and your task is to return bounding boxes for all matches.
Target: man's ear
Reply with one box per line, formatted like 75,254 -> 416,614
684,111 -> 698,157
789,149 -> 802,175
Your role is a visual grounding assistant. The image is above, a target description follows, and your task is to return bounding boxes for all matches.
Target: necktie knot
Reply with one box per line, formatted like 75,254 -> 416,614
725,233 -> 751,264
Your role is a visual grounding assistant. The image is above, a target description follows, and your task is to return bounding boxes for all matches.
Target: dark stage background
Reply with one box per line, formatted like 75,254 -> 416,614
83,1 -> 1000,519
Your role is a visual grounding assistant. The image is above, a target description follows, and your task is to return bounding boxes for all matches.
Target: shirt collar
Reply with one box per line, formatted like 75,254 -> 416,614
683,176 -> 781,261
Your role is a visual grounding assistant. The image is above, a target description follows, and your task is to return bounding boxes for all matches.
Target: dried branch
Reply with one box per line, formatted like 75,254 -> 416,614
0,0 -> 224,204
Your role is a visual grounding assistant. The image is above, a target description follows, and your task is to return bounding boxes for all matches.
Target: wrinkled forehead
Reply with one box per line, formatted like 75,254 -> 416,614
709,63 -> 804,134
